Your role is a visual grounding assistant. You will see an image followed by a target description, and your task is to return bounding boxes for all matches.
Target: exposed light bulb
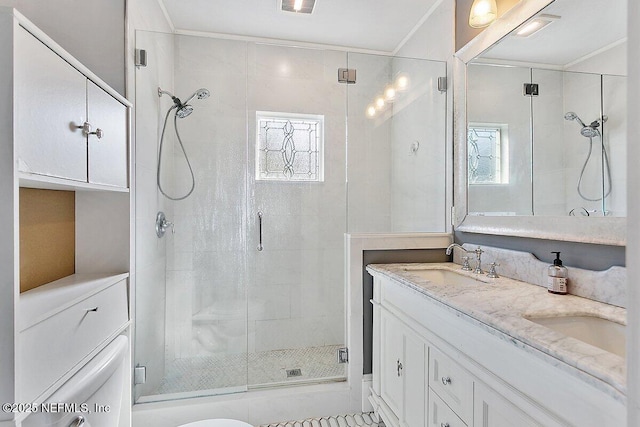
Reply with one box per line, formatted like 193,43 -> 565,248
293,0 -> 303,11
366,105 -> 376,117
469,0 -> 497,28
384,86 -> 396,101
395,74 -> 409,91
375,97 -> 385,109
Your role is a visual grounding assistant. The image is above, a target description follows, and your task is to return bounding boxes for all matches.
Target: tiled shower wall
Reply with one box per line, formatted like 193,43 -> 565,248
135,31 -> 448,379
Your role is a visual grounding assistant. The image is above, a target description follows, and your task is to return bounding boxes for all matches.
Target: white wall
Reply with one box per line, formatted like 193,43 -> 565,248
532,68 -> 566,215
390,57 -> 447,231
0,0 -> 126,94
346,53 -> 393,232
566,42 -> 627,77
627,2 -> 640,424
395,0 -> 454,231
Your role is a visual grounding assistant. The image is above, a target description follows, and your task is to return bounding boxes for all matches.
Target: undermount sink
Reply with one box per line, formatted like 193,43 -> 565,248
525,315 -> 626,358
403,268 -> 488,286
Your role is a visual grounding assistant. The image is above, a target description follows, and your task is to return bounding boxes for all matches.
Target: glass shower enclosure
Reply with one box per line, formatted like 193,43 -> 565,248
134,30 -> 447,402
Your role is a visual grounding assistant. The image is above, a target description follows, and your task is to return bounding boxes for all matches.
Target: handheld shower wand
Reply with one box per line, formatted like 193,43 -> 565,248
157,86 -> 211,200
564,111 -> 612,203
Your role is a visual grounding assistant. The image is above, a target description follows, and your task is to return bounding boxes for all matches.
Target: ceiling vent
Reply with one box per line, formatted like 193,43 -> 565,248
280,0 -> 317,14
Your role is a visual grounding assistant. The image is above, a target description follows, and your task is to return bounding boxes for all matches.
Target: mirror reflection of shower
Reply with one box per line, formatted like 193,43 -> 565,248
157,87 -> 211,200
564,111 -> 612,204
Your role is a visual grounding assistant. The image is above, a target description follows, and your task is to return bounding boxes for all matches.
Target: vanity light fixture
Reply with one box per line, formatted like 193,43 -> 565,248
280,0 -> 316,14
468,0 -> 498,28
512,14 -> 560,37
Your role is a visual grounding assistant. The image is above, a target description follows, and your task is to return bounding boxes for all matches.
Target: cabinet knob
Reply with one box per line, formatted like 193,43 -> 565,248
73,121 -> 104,139
441,376 -> 452,385
397,359 -> 403,377
440,423 -> 450,427
92,128 -> 104,139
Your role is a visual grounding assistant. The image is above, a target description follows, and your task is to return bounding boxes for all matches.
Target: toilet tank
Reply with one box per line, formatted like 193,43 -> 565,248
23,335 -> 128,427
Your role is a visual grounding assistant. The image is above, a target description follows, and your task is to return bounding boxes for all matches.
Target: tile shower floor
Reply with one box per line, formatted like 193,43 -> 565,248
156,345 -> 346,394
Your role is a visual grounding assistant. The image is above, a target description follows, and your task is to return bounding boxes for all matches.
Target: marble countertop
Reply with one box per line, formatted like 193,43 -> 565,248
366,262 -> 626,402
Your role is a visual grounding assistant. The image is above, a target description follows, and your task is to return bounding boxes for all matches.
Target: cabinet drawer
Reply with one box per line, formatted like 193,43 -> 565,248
19,280 -> 128,402
429,388 -> 467,427
429,347 -> 473,424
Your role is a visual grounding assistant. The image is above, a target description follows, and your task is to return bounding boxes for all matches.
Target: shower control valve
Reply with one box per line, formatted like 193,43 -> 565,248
156,211 -> 175,238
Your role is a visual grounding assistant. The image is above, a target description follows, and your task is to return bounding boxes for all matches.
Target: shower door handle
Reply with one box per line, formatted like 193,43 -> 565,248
257,211 -> 263,251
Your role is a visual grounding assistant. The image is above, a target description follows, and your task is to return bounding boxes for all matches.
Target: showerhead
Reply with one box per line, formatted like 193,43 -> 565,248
176,105 -> 194,119
184,88 -> 211,104
564,111 -> 587,127
158,86 -> 210,119
580,126 -> 599,138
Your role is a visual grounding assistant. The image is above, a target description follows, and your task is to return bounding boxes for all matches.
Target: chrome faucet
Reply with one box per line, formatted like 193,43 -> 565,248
446,243 -> 484,274
445,243 -> 473,271
473,246 -> 484,274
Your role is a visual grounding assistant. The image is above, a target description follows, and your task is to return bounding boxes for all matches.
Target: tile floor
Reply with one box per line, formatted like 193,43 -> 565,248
260,412 -> 380,427
156,345 -> 346,395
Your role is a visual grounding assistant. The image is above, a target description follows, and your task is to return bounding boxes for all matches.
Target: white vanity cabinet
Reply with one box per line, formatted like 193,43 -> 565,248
14,22 -> 128,189
369,271 -> 624,427
379,309 -> 427,427
0,9 -> 132,427
473,382 -> 541,427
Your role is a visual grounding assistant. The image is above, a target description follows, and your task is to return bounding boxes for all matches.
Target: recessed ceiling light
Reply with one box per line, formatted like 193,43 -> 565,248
280,0 -> 317,14
512,14 -> 560,38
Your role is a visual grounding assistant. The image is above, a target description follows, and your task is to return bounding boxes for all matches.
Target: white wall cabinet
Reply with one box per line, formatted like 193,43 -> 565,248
369,272 -> 624,427
14,24 -> 88,183
14,24 -> 128,189
0,8 -> 132,427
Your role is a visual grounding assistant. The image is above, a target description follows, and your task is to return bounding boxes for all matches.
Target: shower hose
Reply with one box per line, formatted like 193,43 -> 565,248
157,106 -> 196,201
577,135 -> 612,202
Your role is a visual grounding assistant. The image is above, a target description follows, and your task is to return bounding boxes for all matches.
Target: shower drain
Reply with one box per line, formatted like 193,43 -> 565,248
286,368 -> 302,378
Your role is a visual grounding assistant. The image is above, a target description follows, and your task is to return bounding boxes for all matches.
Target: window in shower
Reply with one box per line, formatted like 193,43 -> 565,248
468,124 -> 509,185
256,111 -> 324,182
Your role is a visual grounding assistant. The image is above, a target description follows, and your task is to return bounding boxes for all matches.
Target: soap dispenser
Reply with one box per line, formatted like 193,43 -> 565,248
547,251 -> 568,295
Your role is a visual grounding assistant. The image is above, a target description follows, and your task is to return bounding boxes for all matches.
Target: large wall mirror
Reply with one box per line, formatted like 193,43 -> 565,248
453,0 -> 626,245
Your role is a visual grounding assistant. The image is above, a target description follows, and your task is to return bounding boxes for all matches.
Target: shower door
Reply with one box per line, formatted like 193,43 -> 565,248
134,33 -> 349,401
245,44 -> 348,386
134,30 -> 447,402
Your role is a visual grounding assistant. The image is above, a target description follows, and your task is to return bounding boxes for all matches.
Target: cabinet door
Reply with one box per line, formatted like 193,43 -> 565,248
381,310 -> 405,418
14,27 -> 87,182
87,81 -> 128,187
403,326 -> 426,427
474,382 -> 541,427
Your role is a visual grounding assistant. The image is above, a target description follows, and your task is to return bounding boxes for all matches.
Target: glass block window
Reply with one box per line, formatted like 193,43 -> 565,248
468,124 -> 509,185
256,112 -> 324,182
